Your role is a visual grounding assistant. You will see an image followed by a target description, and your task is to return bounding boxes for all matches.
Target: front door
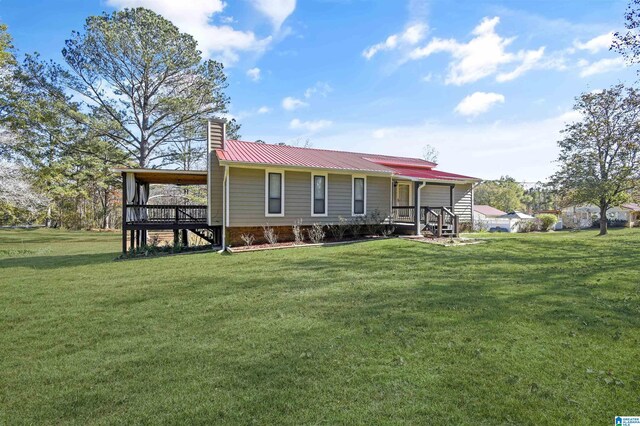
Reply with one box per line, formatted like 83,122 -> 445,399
394,182 -> 412,221
395,182 -> 411,206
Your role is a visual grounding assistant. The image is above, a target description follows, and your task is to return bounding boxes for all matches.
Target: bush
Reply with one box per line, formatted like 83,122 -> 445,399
262,225 -> 278,245
292,219 -> 304,244
329,216 -> 348,240
240,233 -> 255,246
307,223 -> 325,244
517,220 -> 540,233
537,214 -> 558,231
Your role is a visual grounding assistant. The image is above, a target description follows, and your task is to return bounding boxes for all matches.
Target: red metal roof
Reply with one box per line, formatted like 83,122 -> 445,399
217,140 -> 478,182
388,165 -> 479,182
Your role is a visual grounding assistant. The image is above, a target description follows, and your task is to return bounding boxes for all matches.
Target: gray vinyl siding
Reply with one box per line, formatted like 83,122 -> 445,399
420,184 -> 451,207
228,167 -> 391,227
419,183 -> 473,222
208,154 -> 224,226
453,183 -> 473,222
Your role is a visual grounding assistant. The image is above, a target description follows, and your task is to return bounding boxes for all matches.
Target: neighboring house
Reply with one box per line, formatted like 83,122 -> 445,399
474,208 -> 536,233
473,205 -> 507,220
561,203 -> 640,229
116,119 -> 480,252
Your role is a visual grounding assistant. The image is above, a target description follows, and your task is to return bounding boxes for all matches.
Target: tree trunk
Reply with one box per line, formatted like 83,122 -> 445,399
599,203 -> 608,236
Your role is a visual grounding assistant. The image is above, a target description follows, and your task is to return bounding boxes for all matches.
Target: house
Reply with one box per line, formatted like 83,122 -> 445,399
473,205 -> 507,220
473,208 -> 536,233
116,119 -> 480,253
561,203 -> 640,229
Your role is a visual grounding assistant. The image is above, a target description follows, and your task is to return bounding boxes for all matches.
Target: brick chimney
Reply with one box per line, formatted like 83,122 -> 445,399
208,118 -> 226,151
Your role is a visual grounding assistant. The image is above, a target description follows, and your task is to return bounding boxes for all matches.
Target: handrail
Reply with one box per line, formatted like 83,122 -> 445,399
125,204 -> 207,208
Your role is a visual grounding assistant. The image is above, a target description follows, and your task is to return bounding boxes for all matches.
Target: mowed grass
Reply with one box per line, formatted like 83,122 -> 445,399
1,228 -> 639,424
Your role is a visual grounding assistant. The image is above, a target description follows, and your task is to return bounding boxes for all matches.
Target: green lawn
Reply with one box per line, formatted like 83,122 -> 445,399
1,228 -> 639,424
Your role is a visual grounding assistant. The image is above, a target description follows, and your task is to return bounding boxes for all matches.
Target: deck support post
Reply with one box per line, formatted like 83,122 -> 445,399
130,229 -> 135,250
182,229 -> 188,247
121,172 -> 127,255
174,229 -> 179,246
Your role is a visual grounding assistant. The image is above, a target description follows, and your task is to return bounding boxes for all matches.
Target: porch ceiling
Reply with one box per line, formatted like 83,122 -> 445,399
113,168 -> 207,185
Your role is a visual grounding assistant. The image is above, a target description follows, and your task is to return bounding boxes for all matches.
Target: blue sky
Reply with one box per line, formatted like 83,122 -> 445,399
0,0 -> 636,181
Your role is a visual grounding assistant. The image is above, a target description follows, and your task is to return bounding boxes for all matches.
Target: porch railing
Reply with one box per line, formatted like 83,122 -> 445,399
391,205 -> 416,222
126,204 -> 207,224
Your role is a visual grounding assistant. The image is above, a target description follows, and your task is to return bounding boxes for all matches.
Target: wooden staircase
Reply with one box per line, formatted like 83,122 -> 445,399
189,227 -> 222,246
422,206 -> 459,237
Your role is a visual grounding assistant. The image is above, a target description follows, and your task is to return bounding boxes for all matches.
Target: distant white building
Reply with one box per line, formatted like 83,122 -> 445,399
561,203 -> 640,228
473,205 -> 507,220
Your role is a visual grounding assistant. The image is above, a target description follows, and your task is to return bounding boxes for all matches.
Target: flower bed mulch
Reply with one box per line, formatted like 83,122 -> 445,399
226,236 -> 391,253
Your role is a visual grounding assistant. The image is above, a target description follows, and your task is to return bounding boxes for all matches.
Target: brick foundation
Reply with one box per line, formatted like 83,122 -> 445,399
227,225 -> 316,246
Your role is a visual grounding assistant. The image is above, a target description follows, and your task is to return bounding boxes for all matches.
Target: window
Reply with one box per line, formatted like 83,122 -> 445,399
352,176 -> 366,216
266,170 -> 284,216
312,174 -> 327,216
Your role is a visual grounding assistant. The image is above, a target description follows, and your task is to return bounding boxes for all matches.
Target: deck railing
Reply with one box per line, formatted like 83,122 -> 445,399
126,204 -> 207,224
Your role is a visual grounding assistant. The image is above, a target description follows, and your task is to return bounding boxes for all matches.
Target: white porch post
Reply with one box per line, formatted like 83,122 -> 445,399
415,181 -> 426,235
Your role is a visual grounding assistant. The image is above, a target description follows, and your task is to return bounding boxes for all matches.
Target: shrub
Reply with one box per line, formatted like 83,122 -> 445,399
240,233 -> 255,246
307,223 -> 325,244
537,214 -> 558,231
364,209 -> 385,236
329,216 -> 348,240
292,219 -> 304,244
518,219 -> 540,233
262,225 -> 278,245
348,216 -> 365,238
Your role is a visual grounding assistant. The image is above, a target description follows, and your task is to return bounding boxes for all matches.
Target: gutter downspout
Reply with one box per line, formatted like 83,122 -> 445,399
416,181 -> 427,235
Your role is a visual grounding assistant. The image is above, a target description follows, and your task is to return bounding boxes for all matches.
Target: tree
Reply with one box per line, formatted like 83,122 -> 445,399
0,161 -> 49,225
524,183 -> 558,213
613,0 -> 640,70
0,23 -> 17,120
421,144 -> 439,163
57,8 -> 235,167
551,85 -> 640,235
474,176 -> 529,212
2,54 -> 129,229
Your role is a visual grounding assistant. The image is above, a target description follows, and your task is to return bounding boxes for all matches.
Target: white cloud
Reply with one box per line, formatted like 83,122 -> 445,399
257,106 -> 271,114
372,128 -> 387,139
409,16 -> 548,85
363,23 -> 428,59
282,96 -> 308,111
578,57 -> 626,77
304,81 -> 333,98
496,47 -> 545,82
250,0 -> 296,30
289,118 -> 332,132
106,0 -> 273,65
246,67 -> 261,81
305,111 -> 578,181
421,73 -> 433,82
455,92 -> 505,116
574,32 -> 614,54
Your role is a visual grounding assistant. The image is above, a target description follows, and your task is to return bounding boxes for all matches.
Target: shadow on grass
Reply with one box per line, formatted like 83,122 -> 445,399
0,252 -> 117,270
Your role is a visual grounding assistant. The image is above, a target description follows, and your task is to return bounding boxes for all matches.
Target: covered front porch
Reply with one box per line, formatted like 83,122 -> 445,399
116,168 -> 221,255
389,179 -> 461,237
